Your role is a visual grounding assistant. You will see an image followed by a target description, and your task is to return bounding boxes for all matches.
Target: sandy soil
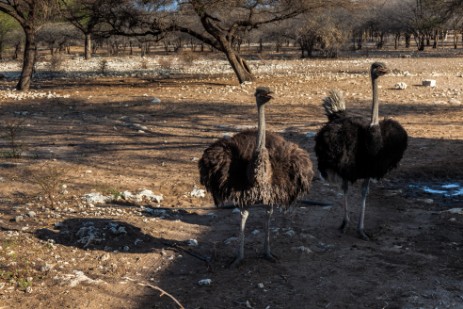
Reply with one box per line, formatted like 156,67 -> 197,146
1,54 -> 463,309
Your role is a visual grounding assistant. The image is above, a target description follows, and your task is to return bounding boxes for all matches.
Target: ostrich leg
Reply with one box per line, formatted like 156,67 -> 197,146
339,180 -> 350,233
263,205 -> 277,262
358,178 -> 371,240
231,209 -> 249,267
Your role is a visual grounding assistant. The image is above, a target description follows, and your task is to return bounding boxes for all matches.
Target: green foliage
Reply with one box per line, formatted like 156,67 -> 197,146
0,239 -> 35,292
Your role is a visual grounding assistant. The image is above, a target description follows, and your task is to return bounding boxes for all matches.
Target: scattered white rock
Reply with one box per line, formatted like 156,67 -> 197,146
151,97 -> 161,104
224,237 -> 238,245
306,132 -> 316,138
422,79 -> 436,87
100,253 -> 111,262
284,229 -> 296,237
27,211 -> 36,218
55,270 -> 103,288
232,208 -> 241,214
445,208 -> 463,215
198,278 -> 212,286
108,223 -> 127,235
76,223 -> 104,248
131,123 -> 148,131
136,189 -> 163,203
187,239 -> 198,247
394,82 -> 407,90
122,190 -> 163,203
257,283 -> 265,289
417,198 -> 434,204
292,246 -> 313,254
190,187 -> 206,198
82,193 -> 111,205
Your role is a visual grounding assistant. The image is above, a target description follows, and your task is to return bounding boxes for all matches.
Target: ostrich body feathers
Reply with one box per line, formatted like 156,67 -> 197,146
315,93 -> 408,183
199,129 -> 313,208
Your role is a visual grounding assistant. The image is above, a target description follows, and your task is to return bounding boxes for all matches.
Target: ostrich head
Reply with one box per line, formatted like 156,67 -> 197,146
255,87 -> 274,106
370,62 -> 390,80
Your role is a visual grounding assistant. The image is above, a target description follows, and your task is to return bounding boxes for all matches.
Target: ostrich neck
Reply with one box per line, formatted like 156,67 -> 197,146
256,104 -> 266,151
370,77 -> 380,126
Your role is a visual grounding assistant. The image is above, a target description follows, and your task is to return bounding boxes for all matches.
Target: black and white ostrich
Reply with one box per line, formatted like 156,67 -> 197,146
314,62 -> 408,240
199,87 -> 314,265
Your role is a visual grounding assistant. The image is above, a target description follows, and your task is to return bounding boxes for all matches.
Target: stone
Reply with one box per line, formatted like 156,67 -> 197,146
394,82 -> 407,90
422,80 -> 436,87
198,279 -> 212,286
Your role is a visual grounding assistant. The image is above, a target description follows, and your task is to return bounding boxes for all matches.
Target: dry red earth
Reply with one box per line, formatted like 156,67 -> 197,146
1,54 -> 463,309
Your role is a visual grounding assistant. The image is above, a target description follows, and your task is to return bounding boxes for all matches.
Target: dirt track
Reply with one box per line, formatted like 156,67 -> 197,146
1,55 -> 463,308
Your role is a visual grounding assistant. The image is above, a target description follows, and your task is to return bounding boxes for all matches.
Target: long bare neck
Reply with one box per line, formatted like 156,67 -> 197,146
256,104 -> 266,151
370,76 -> 380,126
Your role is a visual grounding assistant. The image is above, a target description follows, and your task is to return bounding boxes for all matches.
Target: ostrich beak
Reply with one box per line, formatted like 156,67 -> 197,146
378,66 -> 390,75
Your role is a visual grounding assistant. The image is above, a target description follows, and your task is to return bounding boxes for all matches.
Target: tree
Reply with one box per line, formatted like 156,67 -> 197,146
176,0 -> 331,83
59,0 -> 106,60
0,13 -> 19,60
102,0 -> 333,84
0,0 -> 60,91
37,22 -> 79,55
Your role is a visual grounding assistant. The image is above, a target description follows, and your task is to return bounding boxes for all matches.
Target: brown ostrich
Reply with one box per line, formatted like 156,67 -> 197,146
315,62 -> 408,240
199,87 -> 313,265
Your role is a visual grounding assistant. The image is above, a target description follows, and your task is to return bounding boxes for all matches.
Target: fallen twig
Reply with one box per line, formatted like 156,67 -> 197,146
162,241 -> 213,272
123,277 -> 185,309
141,284 -> 185,309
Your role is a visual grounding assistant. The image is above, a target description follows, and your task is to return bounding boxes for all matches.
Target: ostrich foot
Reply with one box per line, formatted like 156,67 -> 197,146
260,251 -> 279,263
338,219 -> 349,233
229,255 -> 244,268
357,229 -> 370,241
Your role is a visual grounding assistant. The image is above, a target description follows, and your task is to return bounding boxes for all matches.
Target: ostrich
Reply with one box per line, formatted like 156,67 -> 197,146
199,87 -> 313,265
314,62 -> 408,240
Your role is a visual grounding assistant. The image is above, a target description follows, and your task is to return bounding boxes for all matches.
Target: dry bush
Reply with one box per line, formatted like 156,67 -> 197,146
25,162 -> 70,208
157,57 -> 173,69
0,119 -> 26,159
48,53 -> 66,72
98,59 -> 109,74
140,57 -> 149,70
177,50 -> 199,65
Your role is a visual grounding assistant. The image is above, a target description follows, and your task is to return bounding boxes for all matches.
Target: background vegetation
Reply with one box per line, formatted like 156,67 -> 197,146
1,0 -> 463,90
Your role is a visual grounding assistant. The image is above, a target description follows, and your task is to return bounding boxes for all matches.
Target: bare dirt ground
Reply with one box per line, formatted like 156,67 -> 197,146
1,54 -> 463,309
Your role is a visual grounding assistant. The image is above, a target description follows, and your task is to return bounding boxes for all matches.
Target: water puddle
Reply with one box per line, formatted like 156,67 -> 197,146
410,182 -> 463,197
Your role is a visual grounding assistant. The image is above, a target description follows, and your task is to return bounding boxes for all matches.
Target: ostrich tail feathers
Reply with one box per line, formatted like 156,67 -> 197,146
322,90 -> 346,121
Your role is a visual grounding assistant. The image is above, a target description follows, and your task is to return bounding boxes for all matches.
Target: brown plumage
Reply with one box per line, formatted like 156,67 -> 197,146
199,87 -> 313,265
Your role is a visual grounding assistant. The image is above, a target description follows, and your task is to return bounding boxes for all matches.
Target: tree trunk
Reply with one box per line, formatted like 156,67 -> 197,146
222,42 -> 254,83
405,33 -> 411,48
84,33 -> 92,60
17,29 -> 37,91
394,33 -> 400,49
418,35 -> 425,51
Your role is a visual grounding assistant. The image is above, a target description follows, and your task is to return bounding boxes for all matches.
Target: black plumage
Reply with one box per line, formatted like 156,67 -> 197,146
314,62 -> 408,240
199,87 -> 313,265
